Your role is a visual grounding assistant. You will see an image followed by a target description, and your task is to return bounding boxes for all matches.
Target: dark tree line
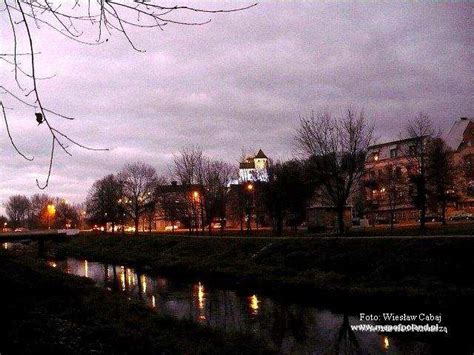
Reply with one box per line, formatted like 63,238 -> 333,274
3,193 -> 80,229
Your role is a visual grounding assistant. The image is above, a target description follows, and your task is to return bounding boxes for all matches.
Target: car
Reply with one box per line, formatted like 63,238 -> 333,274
448,211 -> 474,221
14,227 -> 29,232
212,222 -> 222,229
164,225 -> 179,231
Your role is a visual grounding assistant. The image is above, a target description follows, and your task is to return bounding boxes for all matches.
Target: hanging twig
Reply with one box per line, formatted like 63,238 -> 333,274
1,0 -> 257,188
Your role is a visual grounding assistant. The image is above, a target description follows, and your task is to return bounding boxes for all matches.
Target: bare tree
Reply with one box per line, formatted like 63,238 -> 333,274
405,113 -> 435,230
426,138 -> 457,225
0,1 -> 256,188
201,159 -> 237,235
86,174 -> 122,233
5,194 -> 30,228
53,198 -> 79,229
261,159 -> 314,236
379,164 -> 406,230
27,193 -> 52,229
295,108 -> 374,234
156,182 -> 190,233
173,146 -> 205,233
118,162 -> 158,235
173,146 -> 204,185
0,215 -> 8,230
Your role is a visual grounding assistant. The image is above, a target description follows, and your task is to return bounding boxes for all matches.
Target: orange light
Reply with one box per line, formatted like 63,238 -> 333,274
247,184 -> 253,191
193,191 -> 199,199
47,204 -> 56,216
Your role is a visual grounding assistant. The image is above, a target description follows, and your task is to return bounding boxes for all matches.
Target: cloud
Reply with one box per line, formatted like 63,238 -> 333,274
0,1 -> 472,211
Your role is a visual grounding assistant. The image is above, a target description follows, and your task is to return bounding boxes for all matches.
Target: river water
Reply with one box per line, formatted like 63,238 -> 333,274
2,242 -> 465,354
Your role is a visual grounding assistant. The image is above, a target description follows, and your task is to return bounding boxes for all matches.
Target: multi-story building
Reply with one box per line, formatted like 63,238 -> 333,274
363,137 -> 421,224
442,117 -> 474,210
362,117 -> 474,224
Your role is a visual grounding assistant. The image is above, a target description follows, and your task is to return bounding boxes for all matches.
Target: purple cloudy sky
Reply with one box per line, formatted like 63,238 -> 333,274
0,1 -> 473,210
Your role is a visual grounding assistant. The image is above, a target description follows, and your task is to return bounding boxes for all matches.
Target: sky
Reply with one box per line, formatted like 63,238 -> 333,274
0,1 -> 473,210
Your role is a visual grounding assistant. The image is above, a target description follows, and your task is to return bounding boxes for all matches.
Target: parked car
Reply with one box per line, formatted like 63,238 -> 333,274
14,227 -> 29,232
449,211 -> 474,221
164,225 -> 179,231
212,222 -> 222,229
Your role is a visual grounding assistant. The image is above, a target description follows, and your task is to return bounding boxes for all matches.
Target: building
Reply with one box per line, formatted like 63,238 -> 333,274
363,137 -> 421,224
442,117 -> 474,210
239,149 -> 269,182
362,117 -> 474,224
153,181 -> 204,231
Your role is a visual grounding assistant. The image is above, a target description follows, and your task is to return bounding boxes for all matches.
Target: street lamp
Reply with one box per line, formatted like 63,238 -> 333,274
245,183 -> 255,236
192,191 -> 199,233
47,204 -> 56,230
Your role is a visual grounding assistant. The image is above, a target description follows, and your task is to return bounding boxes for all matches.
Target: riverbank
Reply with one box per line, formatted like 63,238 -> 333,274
0,251 -> 272,354
57,234 -> 474,308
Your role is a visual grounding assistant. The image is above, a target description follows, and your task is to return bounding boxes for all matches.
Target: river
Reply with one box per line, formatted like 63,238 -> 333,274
2,241 -> 466,354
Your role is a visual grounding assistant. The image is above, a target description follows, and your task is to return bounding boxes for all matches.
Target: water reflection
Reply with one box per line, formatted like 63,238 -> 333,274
194,282 -> 206,322
249,294 -> 259,315
46,258 -> 436,354
84,260 -> 89,278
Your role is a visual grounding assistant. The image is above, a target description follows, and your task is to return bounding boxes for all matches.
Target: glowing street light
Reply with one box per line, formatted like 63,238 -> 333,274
47,204 -> 56,215
47,204 -> 56,230
247,183 -> 254,191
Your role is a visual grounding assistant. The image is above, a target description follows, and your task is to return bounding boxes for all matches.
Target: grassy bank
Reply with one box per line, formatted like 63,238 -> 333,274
0,251 -> 271,354
57,234 -> 474,307
88,221 -> 474,238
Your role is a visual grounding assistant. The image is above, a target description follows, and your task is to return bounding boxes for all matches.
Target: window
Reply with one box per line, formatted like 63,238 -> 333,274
390,148 -> 398,158
408,145 -> 417,156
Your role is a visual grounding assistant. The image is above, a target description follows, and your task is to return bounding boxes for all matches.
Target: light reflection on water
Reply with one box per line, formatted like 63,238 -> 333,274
47,258 -> 433,354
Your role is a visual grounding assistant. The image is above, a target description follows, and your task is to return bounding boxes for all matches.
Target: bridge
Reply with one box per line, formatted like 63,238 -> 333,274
0,230 -> 78,257
0,230 -> 72,242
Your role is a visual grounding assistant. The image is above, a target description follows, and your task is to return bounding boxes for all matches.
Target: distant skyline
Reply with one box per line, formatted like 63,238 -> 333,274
0,2 -> 473,210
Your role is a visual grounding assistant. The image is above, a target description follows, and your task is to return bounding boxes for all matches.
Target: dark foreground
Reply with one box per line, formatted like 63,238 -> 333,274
57,234 -> 474,305
0,251 -> 271,355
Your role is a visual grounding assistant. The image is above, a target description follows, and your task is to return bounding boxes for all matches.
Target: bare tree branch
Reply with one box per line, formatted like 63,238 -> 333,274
1,0 -> 256,189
